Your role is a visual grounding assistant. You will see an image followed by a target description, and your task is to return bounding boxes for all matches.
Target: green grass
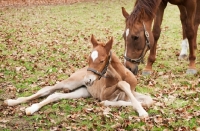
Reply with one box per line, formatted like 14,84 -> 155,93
0,0 -> 200,130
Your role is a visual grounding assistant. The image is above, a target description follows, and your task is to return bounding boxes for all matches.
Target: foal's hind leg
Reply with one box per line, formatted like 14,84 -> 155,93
25,87 -> 90,115
133,92 -> 154,108
102,92 -> 154,108
4,67 -> 87,106
101,100 -> 132,107
101,81 -> 148,117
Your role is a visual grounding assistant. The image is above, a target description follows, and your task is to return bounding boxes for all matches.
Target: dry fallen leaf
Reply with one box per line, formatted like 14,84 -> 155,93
103,107 -> 111,116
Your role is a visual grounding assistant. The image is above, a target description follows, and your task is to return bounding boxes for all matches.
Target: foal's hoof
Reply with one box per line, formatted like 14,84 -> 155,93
100,100 -> 108,106
3,100 -> 9,106
25,104 -> 39,115
186,69 -> 197,75
142,70 -> 152,76
139,111 -> 149,118
4,99 -> 18,106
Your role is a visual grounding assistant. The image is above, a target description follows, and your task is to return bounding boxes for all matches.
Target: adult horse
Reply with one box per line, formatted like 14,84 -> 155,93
4,35 -> 153,117
122,0 -> 198,75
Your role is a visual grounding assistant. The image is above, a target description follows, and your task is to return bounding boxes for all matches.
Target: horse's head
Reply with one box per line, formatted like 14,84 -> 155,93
84,35 -> 113,86
122,7 -> 153,75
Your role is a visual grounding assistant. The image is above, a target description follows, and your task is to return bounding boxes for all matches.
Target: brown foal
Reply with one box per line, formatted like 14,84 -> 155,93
4,35 -> 153,117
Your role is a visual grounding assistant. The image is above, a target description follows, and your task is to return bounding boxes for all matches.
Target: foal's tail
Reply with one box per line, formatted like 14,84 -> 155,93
133,92 -> 154,108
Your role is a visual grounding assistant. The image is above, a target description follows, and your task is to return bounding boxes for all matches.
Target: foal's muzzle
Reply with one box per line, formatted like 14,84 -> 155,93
84,74 -> 97,86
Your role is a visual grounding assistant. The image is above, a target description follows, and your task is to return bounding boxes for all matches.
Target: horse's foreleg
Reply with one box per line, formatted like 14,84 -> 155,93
25,87 -> 90,115
4,67 -> 87,106
194,0 -> 200,49
143,1 -> 167,75
178,5 -> 188,60
184,1 -> 197,74
193,22 -> 199,50
117,81 -> 148,117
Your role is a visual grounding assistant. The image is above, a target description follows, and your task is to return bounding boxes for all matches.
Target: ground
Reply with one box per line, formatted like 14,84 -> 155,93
0,0 -> 200,130
0,0 -> 95,7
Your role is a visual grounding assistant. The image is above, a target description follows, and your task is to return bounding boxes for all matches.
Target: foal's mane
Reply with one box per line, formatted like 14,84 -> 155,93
128,0 -> 160,23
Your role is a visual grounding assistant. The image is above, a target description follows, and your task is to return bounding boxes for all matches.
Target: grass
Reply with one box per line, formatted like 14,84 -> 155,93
0,0 -> 200,130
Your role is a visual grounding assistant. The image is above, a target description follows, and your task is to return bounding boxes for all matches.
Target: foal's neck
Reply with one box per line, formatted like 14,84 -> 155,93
109,52 -> 126,78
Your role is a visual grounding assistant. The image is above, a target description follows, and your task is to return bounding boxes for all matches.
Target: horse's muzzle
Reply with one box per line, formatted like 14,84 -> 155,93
127,65 -> 138,75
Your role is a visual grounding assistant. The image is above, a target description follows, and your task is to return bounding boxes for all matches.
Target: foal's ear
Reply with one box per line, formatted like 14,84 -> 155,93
105,37 -> 113,53
91,34 -> 98,48
122,7 -> 129,19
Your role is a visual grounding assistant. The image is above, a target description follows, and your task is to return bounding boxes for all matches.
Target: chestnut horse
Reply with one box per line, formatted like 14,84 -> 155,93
4,35 -> 153,117
122,0 -> 198,75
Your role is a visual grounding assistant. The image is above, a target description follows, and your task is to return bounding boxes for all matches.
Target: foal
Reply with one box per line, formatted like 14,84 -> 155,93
4,35 -> 153,117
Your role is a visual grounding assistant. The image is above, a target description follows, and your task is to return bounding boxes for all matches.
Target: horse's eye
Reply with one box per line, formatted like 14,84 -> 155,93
100,60 -> 104,63
131,35 -> 139,41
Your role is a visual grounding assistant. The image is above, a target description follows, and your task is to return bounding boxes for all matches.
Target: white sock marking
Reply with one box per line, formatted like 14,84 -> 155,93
180,38 -> 188,56
91,50 -> 98,62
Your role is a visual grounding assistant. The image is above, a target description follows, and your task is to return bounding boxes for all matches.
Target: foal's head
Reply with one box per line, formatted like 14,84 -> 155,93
122,0 -> 160,75
84,35 -> 113,86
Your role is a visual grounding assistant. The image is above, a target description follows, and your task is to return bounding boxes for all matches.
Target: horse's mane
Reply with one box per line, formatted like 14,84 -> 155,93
128,0 -> 161,23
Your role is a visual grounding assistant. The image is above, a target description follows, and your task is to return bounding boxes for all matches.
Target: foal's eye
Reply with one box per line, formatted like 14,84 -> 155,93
131,35 -> 139,41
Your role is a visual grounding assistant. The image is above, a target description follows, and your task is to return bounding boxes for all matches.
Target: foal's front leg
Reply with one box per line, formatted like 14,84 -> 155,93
4,67 -> 87,106
26,87 -> 90,115
117,81 -> 148,117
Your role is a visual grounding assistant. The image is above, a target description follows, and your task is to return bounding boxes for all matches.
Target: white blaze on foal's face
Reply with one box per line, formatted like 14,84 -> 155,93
91,50 -> 98,62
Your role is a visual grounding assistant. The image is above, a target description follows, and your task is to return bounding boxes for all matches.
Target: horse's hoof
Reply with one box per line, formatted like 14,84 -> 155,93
25,104 -> 39,115
186,69 -> 197,74
178,54 -> 188,60
142,70 -> 152,76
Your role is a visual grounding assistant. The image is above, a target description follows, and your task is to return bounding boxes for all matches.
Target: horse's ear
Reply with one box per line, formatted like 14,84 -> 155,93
122,7 -> 129,19
105,37 -> 113,53
91,34 -> 98,48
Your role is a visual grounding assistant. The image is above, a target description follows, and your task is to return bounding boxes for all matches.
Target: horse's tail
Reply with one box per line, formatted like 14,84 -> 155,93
133,92 -> 154,108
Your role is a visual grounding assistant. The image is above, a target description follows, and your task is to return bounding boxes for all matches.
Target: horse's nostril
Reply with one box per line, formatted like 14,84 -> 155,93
127,67 -> 132,71
126,66 -> 138,75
